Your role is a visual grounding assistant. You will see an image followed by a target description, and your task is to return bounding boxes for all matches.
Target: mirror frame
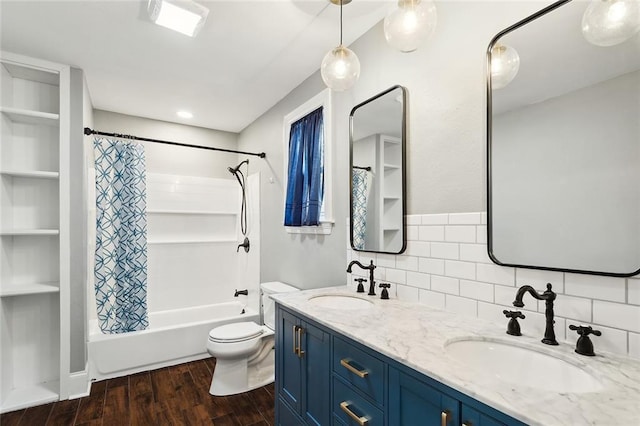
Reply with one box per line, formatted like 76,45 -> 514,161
486,0 -> 640,278
349,85 -> 408,255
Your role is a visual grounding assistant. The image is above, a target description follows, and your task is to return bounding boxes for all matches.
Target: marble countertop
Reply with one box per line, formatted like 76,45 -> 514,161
272,286 -> 640,426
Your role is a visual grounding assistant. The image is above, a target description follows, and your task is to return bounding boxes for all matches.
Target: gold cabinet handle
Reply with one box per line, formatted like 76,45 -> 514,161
340,401 -> 369,425
292,325 -> 299,355
296,326 -> 305,358
340,358 -> 369,378
462,423 -> 472,426
441,410 -> 449,426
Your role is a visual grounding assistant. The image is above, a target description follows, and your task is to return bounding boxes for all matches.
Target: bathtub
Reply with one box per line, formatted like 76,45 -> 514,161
88,302 -> 259,380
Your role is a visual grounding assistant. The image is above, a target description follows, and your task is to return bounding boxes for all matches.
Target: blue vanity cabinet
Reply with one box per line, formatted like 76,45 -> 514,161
276,307 -> 331,426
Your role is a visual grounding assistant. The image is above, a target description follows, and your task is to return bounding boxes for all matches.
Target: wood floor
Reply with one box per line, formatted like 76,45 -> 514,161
0,358 -> 275,426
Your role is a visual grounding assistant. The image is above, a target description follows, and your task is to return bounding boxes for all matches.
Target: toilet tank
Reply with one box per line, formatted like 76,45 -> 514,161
261,281 -> 298,330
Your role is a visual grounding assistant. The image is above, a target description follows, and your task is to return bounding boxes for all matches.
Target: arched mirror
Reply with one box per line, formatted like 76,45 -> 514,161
487,0 -> 640,276
350,85 -> 407,254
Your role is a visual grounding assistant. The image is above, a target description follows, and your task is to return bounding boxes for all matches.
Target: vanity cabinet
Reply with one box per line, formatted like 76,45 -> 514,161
276,304 -> 526,426
276,308 -> 331,425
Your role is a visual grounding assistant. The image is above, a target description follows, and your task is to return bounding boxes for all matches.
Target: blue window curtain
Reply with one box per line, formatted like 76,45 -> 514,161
94,137 -> 148,334
284,107 -> 324,226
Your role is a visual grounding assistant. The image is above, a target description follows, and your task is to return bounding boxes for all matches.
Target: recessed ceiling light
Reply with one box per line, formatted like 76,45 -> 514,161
148,0 -> 209,37
177,110 -> 193,119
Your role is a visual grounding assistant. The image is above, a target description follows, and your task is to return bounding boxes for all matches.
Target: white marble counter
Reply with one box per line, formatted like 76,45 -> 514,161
272,286 -> 640,426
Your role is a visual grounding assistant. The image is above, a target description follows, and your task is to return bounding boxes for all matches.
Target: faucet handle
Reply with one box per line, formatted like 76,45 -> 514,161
354,278 -> 366,293
503,310 -> 525,319
379,283 -> 391,300
569,324 -> 601,356
503,310 -> 525,336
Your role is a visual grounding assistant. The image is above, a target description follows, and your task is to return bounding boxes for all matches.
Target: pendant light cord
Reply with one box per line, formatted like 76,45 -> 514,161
340,0 -> 343,46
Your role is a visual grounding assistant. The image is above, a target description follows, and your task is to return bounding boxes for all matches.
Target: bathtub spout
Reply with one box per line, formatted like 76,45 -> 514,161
234,289 -> 248,297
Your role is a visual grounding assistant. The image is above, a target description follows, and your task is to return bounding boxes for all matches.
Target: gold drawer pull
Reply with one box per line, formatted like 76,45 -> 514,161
340,358 -> 369,378
292,325 -> 298,355
340,401 -> 369,425
441,410 -> 449,426
296,326 -> 305,358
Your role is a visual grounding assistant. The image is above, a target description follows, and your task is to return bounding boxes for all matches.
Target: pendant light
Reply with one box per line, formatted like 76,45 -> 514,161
490,43 -> 520,90
321,0 -> 361,91
384,0 -> 437,52
582,0 -> 640,47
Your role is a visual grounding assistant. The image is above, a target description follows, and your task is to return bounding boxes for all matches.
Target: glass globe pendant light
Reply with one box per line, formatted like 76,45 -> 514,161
490,43 -> 520,90
321,0 -> 361,91
582,0 -> 640,47
384,0 -> 437,52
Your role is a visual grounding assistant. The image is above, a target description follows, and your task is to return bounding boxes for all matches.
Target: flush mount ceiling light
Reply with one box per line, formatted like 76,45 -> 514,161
384,0 -> 437,53
177,110 -> 193,119
490,43 -> 520,90
148,0 -> 209,37
321,0 -> 361,91
582,0 -> 640,46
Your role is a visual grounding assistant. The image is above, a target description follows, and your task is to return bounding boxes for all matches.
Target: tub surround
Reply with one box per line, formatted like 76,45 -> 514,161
272,286 -> 640,425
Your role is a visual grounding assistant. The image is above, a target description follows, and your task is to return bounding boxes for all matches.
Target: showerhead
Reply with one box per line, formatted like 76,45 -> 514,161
227,166 -> 236,174
228,159 -> 249,174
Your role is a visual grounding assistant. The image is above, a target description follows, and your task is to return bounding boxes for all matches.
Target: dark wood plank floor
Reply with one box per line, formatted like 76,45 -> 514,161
0,358 -> 275,426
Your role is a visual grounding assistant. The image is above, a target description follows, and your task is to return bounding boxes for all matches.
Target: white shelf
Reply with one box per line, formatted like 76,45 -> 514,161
0,381 -> 59,413
148,238 -> 237,245
0,169 -> 59,179
147,209 -> 237,216
0,229 -> 59,236
384,164 -> 400,170
0,106 -> 59,126
0,282 -> 59,297
383,196 -> 401,201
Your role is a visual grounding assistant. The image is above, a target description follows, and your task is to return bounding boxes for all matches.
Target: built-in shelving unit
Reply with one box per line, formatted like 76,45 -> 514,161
0,52 -> 70,413
379,136 -> 402,251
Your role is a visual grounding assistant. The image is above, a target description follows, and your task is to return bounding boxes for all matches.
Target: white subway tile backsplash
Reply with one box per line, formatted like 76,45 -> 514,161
449,212 -> 482,225
421,214 -> 449,225
431,276 -> 459,295
406,225 -> 419,241
630,333 -> 640,359
445,260 -> 476,280
396,284 -> 420,302
476,226 -> 487,244
419,226 -> 445,241
396,256 -> 419,272
431,242 -> 459,260
554,295 -> 592,323
406,215 -> 422,225
407,271 -> 430,290
477,263 -> 515,286
377,254 -> 396,268
593,301 -> 640,333
445,295 -> 478,317
419,258 -> 445,275
386,268 -> 407,285
480,212 -> 487,225
629,278 -> 640,306
565,274 -> 626,303
494,285 -> 518,307
459,244 -> 492,264
516,269 -> 564,294
477,301 -> 506,326
419,289 -> 445,310
460,280 -> 494,303
405,241 -> 430,258
445,226 -> 476,243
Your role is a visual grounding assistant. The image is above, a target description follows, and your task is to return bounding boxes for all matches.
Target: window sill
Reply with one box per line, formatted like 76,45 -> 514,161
285,222 -> 333,235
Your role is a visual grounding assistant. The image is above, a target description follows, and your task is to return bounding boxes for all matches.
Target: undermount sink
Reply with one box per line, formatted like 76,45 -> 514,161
308,294 -> 374,310
445,337 -> 603,393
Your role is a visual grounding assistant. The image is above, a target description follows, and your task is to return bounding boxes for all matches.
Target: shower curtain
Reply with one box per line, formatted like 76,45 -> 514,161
352,169 -> 373,250
93,138 -> 148,334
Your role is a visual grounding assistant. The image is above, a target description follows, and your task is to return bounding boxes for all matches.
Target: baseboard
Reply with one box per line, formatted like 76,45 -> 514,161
67,370 -> 91,399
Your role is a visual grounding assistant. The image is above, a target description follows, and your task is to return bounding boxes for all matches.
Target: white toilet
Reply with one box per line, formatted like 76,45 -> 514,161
206,281 -> 298,396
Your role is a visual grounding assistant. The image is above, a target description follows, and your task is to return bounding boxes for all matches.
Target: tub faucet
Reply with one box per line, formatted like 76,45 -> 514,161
234,289 -> 248,297
346,260 -> 376,296
513,283 -> 558,345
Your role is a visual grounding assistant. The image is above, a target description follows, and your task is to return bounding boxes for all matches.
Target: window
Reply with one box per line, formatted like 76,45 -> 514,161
283,89 -> 333,234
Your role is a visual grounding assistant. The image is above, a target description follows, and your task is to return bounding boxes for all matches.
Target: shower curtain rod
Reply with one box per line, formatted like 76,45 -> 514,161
84,127 -> 266,158
353,165 -> 371,171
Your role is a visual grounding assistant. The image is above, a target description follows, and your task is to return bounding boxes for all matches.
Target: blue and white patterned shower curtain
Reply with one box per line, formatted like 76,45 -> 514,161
94,138 -> 148,334
352,169 -> 372,250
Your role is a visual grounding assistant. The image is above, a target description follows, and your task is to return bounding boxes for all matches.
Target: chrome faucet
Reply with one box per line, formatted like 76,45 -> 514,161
346,260 -> 376,296
513,283 -> 558,345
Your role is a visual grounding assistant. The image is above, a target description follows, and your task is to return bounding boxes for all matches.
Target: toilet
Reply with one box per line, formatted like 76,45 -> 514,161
206,281 -> 298,396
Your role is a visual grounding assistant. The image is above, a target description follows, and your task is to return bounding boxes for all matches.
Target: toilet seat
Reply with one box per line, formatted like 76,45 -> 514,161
209,321 -> 264,343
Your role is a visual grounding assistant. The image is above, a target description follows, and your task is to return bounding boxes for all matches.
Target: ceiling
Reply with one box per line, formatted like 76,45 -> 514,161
0,0 -> 389,133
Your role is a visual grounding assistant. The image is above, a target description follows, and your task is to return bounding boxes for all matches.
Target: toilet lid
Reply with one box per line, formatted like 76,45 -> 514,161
209,321 -> 264,343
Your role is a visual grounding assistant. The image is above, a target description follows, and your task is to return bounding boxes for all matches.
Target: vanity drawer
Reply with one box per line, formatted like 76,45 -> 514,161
333,336 -> 385,405
333,376 -> 383,426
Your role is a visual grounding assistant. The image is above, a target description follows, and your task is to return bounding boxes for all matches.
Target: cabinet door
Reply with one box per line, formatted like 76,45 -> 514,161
301,321 -> 331,426
276,309 -> 303,414
461,403 -> 526,426
389,367 -> 460,426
